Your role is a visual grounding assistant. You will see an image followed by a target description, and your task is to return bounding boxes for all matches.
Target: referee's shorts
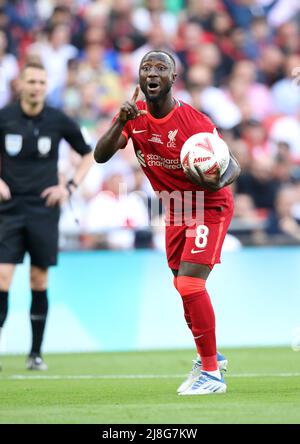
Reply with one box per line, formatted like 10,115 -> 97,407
0,196 -> 60,268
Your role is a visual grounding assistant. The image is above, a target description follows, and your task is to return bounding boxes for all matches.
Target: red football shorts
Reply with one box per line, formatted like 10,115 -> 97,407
165,206 -> 233,270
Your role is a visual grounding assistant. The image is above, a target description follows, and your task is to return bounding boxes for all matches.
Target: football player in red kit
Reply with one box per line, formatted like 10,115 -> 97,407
94,51 -> 240,395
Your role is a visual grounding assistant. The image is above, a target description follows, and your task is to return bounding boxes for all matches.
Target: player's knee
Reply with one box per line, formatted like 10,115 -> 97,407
30,277 -> 47,290
0,275 -> 10,291
0,266 -> 14,291
173,276 -> 178,291
30,267 -> 48,290
176,276 -> 206,297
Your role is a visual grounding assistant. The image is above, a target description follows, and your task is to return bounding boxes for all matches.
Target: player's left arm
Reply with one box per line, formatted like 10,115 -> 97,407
185,149 -> 241,192
217,149 -> 241,189
67,150 -> 94,191
60,115 -> 95,190
0,114 -> 12,201
41,115 -> 94,207
0,153 -> 11,201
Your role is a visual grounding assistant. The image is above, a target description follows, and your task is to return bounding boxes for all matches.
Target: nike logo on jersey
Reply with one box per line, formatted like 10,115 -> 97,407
191,248 -> 206,254
133,129 -> 147,134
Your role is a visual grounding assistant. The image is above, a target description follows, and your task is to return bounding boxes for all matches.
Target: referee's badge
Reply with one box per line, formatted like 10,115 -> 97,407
5,134 -> 22,156
38,137 -> 51,156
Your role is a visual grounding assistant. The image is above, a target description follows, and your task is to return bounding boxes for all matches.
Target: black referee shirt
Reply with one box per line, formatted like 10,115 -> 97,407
0,102 -> 92,196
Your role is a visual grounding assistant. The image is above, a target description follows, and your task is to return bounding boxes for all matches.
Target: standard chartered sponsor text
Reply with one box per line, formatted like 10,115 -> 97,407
147,154 -> 181,169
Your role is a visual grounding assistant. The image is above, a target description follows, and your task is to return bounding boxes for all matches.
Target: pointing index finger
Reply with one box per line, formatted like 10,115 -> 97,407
131,85 -> 140,103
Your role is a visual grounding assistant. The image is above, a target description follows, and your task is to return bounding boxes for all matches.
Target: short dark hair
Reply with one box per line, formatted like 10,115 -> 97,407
20,60 -> 46,77
21,61 -> 46,73
53,5 -> 71,14
141,50 -> 176,70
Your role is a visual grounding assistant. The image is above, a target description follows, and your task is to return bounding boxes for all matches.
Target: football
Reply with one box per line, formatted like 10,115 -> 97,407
180,132 -> 230,176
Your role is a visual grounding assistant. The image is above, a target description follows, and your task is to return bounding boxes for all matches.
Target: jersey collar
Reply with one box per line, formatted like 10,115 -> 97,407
18,101 -> 46,120
146,98 -> 180,124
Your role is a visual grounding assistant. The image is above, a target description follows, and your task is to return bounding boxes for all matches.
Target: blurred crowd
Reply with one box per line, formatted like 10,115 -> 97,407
2,0 -> 300,250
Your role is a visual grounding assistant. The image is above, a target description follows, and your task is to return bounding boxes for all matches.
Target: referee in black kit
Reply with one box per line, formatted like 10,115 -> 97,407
0,62 -> 94,370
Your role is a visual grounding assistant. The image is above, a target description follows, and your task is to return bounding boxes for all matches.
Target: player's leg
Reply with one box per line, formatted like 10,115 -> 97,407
0,264 -> 16,369
0,207 -> 25,332
170,232 -> 227,392
0,264 -> 15,329
172,260 -> 228,393
172,268 -> 193,333
176,210 -> 232,395
26,265 -> 49,370
25,201 -> 59,370
167,224 -> 191,332
173,262 -> 227,393
0,206 -> 26,369
168,226 -> 201,363
178,262 -> 217,372
167,219 -> 228,394
169,226 -> 227,393
176,261 -> 226,395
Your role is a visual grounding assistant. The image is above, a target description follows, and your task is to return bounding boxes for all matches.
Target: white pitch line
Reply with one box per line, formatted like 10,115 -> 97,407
2,372 -> 300,380
6,374 -> 183,380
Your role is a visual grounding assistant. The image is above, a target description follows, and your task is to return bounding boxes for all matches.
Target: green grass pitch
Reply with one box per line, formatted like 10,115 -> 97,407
0,347 -> 300,424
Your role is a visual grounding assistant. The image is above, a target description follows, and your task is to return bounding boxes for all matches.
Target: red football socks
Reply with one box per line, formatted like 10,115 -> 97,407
176,276 -> 218,371
174,276 -> 192,330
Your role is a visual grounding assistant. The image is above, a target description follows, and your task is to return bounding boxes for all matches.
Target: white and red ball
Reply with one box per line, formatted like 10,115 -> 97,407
180,132 -> 230,176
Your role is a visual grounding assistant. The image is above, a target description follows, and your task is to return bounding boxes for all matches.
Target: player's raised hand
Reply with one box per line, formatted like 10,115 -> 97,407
118,85 -> 147,123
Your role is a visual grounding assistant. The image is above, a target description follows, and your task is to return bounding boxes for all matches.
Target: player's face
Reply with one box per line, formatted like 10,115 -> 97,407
139,53 -> 176,102
20,68 -> 47,107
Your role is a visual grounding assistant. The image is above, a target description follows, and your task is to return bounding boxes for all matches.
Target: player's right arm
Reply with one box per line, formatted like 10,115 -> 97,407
0,150 -> 11,201
0,113 -> 12,201
94,118 -> 127,163
94,85 -> 147,163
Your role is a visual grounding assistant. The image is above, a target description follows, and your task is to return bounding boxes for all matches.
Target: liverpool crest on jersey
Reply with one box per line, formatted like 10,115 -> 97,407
167,129 -> 178,148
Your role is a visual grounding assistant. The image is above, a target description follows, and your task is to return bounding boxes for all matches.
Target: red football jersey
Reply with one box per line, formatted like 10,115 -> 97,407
122,99 -> 233,221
